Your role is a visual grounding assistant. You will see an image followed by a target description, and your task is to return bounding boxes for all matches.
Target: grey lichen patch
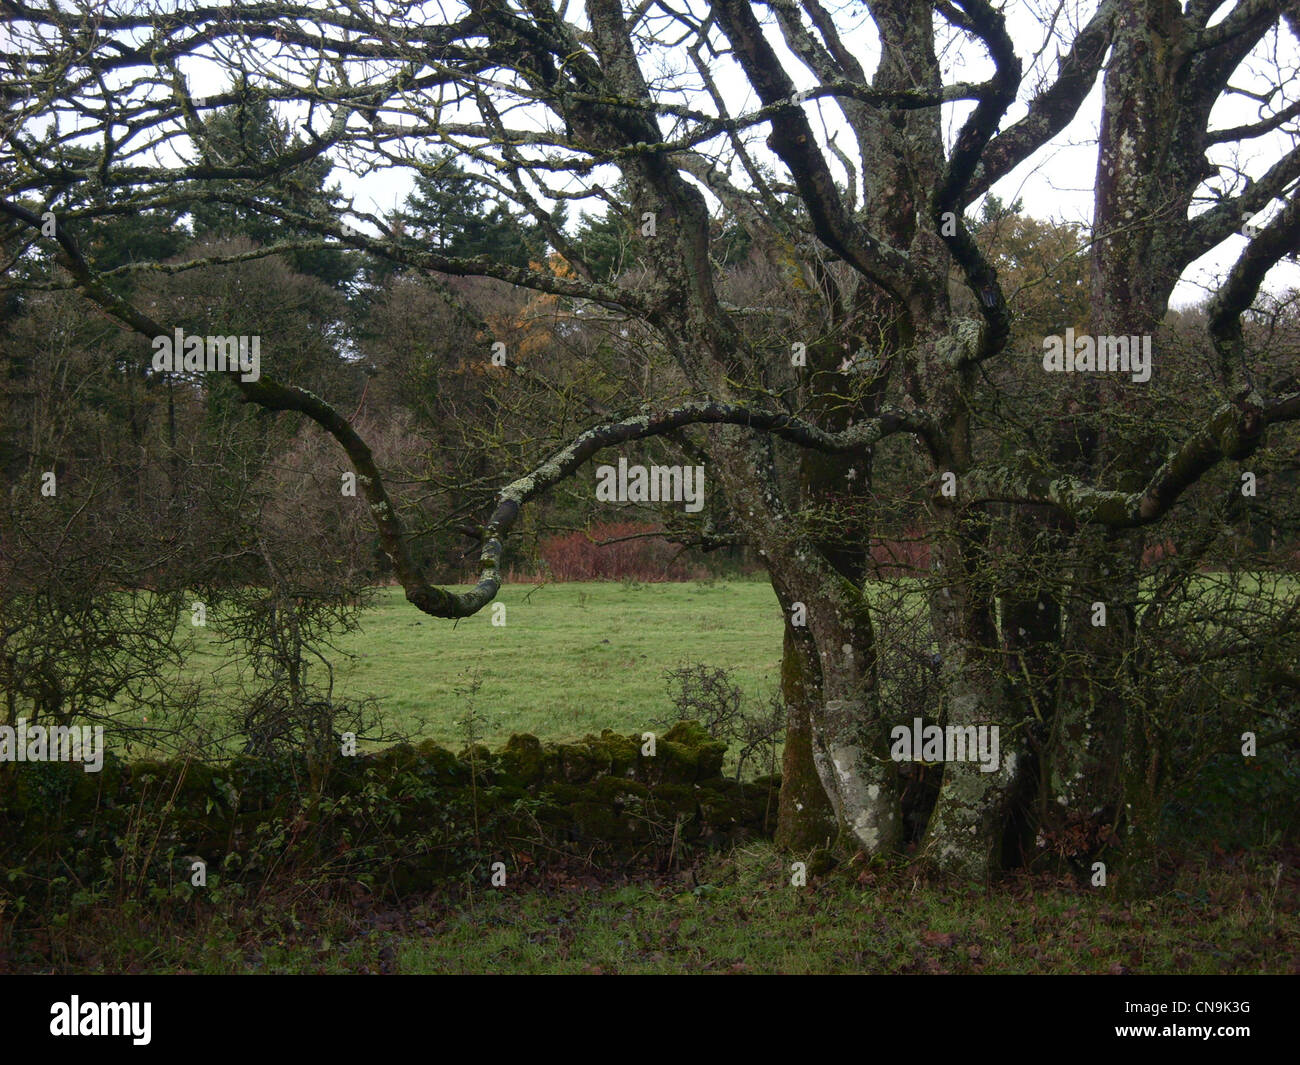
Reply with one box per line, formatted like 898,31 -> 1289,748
935,317 -> 983,366
954,316 -> 983,355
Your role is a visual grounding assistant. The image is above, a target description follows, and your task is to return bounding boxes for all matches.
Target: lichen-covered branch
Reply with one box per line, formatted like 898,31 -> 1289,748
965,389 -> 1300,527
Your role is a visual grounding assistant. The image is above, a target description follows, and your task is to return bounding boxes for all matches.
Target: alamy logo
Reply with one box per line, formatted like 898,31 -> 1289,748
595,458 -> 705,513
50,997 -> 151,1045
151,328 -> 261,382
890,717 -> 1000,773
0,717 -> 104,772
1042,328 -> 1151,382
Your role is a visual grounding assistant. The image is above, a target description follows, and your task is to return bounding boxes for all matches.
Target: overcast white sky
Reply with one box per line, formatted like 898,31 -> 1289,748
104,0 -> 1300,306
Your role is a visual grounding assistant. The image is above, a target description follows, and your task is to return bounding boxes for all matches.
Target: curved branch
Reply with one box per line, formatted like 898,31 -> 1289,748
964,390 -> 1300,528
4,196 -> 929,619
1208,182 -> 1300,391
1186,141 -> 1300,268
933,0 -> 1019,356
965,0 -> 1117,205
1207,97 -> 1300,145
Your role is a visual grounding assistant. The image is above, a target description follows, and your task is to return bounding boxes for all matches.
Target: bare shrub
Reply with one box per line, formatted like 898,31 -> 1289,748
656,663 -> 785,780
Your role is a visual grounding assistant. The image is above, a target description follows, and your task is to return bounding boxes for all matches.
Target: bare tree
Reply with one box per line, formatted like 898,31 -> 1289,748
3,0 -> 1299,887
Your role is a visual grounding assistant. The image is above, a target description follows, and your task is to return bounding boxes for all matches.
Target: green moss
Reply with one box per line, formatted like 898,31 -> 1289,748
498,734 -> 545,784
697,780 -> 755,825
661,720 -> 711,747
552,730 -> 640,784
457,743 -> 493,770
568,802 -> 636,841
649,721 -> 726,782
588,775 -> 650,802
174,760 -> 220,800
413,740 -> 463,779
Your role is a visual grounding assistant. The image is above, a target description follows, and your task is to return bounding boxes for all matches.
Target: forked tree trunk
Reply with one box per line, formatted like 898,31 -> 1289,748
710,429 -> 903,856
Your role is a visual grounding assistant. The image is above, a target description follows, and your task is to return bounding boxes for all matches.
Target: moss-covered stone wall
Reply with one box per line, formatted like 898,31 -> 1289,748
0,722 -> 779,903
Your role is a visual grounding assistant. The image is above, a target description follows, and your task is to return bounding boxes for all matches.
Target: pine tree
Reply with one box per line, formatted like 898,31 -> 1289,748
190,83 -> 356,289
399,150 -> 544,268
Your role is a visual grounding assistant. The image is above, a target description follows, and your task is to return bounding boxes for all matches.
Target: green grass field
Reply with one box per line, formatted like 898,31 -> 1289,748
188,579 -> 785,749
175,570 -> 1295,756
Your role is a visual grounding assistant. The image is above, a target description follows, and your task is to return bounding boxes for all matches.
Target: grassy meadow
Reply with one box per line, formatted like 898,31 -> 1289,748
185,578 -> 786,750
169,570 -> 1293,756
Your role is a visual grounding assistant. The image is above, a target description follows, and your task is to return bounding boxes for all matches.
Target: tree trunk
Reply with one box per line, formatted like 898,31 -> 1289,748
774,622 -> 838,850
709,428 -> 903,856
921,519 -> 1024,879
